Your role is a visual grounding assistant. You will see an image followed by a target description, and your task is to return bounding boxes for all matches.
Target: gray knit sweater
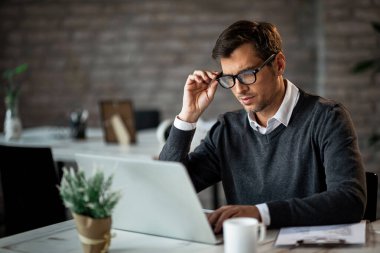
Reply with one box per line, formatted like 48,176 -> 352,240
159,89 -> 366,228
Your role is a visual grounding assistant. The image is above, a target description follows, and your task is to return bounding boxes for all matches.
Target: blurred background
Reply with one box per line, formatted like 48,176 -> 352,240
0,0 -> 379,172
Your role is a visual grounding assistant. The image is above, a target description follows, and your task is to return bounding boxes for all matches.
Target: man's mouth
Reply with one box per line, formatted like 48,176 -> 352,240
240,96 -> 255,105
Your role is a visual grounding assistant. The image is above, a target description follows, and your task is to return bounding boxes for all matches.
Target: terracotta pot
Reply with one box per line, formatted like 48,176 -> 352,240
72,213 -> 112,253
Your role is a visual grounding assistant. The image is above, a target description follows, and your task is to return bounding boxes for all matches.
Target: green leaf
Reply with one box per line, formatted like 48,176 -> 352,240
14,63 -> 28,74
351,59 -> 376,73
371,21 -> 380,34
2,63 -> 28,81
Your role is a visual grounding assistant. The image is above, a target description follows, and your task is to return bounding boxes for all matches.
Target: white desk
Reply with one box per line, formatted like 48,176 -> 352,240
0,219 -> 379,253
0,126 -> 163,161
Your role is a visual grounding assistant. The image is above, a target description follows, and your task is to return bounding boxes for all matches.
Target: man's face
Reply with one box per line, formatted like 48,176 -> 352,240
220,43 -> 284,116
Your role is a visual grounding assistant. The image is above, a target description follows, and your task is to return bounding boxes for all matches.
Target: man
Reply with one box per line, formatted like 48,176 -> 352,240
159,20 -> 366,232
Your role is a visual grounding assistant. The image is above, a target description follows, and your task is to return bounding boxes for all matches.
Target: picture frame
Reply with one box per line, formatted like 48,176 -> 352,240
99,100 -> 136,144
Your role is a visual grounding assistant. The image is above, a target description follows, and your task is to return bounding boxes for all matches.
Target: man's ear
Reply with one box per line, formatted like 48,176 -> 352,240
274,52 -> 286,76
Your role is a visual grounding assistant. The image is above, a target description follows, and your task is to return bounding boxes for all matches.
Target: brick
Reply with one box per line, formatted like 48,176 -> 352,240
19,17 -> 60,30
325,21 -> 373,35
62,17 -> 91,29
325,63 -> 351,75
354,8 -> 380,22
325,8 -> 351,20
72,30 -> 96,42
7,31 -> 24,44
68,3 -> 103,15
24,31 -> 68,44
324,0 -> 371,7
327,49 -> 373,62
0,6 -> 21,17
349,36 -> 378,48
325,37 -> 348,48
0,20 -> 17,31
23,4 -> 67,16
2,46 -> 22,58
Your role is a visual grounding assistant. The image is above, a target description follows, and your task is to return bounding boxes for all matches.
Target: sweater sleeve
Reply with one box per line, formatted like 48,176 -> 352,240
159,121 -> 222,192
267,103 -> 367,228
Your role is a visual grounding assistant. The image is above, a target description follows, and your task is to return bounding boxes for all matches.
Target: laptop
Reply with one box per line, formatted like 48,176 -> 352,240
75,153 -> 223,244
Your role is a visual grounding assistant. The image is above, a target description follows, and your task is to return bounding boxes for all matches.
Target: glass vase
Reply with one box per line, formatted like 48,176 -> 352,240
4,98 -> 22,141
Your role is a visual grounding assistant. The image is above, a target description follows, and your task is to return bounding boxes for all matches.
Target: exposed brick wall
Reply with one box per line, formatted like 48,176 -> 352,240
0,0 -> 318,128
323,0 -> 380,216
0,0 -> 379,212
323,0 -> 380,173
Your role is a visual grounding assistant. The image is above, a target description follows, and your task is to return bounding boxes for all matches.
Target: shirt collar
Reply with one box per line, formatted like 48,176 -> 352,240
248,79 -> 299,129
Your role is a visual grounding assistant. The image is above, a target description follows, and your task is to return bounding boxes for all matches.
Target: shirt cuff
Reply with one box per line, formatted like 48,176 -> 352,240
256,203 -> 271,226
173,115 -> 197,131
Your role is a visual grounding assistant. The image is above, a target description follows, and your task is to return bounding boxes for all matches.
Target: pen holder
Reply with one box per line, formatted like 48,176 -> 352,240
69,109 -> 88,140
70,121 -> 86,139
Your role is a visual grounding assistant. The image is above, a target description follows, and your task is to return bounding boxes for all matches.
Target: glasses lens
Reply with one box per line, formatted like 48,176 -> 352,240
218,76 -> 235,88
238,70 -> 256,85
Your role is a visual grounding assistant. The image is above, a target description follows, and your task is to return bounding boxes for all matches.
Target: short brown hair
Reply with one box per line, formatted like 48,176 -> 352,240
212,20 -> 282,61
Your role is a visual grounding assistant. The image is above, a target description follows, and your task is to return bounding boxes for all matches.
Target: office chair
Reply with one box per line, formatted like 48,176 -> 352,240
134,110 -> 160,131
0,145 -> 67,236
364,171 -> 378,222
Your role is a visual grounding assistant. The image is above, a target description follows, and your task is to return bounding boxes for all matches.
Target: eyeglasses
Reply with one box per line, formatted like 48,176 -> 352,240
216,53 -> 277,89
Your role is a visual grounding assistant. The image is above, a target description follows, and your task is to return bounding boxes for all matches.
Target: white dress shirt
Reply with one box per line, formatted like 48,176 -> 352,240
174,79 -> 300,226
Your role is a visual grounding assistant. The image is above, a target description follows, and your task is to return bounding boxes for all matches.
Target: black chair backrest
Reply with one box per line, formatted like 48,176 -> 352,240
134,110 -> 160,130
364,171 -> 378,222
0,145 -> 67,236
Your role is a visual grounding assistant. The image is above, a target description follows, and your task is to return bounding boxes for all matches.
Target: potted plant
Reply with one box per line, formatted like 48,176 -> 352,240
1,63 -> 28,140
352,21 -> 380,150
59,168 -> 121,253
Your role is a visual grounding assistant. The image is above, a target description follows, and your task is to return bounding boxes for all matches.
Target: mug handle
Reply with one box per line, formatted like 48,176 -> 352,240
258,223 -> 266,242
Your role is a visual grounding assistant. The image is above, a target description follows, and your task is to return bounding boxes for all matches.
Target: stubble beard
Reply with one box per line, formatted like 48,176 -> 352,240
245,102 -> 268,114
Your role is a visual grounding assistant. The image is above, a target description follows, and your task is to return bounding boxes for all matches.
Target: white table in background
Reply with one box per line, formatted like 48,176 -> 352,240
0,126 -> 163,161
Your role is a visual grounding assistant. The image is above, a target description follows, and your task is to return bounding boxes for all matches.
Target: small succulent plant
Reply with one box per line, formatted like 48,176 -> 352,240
59,168 -> 121,219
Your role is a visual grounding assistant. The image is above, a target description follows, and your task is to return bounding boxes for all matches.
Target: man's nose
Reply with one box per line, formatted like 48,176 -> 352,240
234,79 -> 248,93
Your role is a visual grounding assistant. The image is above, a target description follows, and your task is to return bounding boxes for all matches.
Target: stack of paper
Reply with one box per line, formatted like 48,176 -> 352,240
275,220 -> 366,246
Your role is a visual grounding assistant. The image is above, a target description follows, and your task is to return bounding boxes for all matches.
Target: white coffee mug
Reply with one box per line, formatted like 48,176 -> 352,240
223,217 -> 266,253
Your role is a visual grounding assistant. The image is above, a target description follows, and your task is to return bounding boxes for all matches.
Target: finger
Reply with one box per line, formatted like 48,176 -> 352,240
194,71 -> 215,84
193,70 -> 212,82
187,74 -> 203,83
207,209 -> 221,226
185,75 -> 196,86
205,71 -> 219,80
207,205 -> 229,227
186,74 -> 205,86
207,79 -> 218,97
214,209 -> 238,233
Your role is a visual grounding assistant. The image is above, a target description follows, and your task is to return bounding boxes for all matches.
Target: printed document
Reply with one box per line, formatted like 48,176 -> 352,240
275,220 -> 366,246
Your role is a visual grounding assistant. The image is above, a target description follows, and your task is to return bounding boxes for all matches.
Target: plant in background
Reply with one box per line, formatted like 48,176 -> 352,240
59,168 -> 121,219
2,63 -> 29,140
352,21 -> 380,149
352,22 -> 380,74
1,63 -> 29,110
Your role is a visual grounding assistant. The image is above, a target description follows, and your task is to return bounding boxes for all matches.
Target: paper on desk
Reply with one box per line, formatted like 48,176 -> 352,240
275,220 -> 366,246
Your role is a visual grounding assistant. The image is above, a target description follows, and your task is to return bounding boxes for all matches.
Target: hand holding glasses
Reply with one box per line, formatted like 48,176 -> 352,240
216,53 -> 277,89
